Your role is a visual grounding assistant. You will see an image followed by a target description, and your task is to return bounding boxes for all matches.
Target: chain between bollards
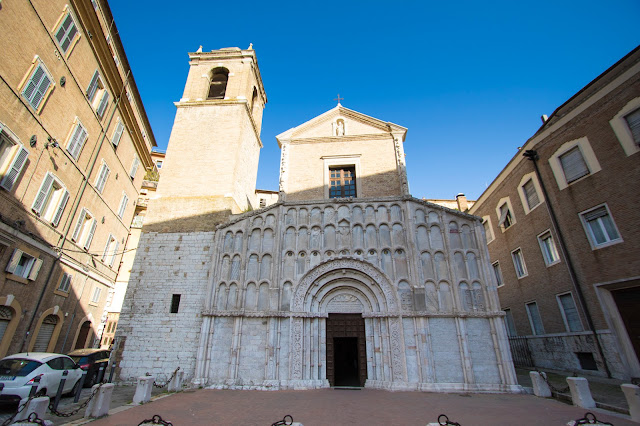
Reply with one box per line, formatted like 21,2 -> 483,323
573,412 -> 613,425
438,414 -> 462,426
150,367 -> 180,389
535,369 -> 571,394
48,382 -> 105,418
271,414 -> 293,425
1,394 -> 36,426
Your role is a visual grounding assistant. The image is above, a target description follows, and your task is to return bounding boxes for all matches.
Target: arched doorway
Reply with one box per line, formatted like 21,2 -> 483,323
33,315 -> 59,352
74,321 -> 92,349
289,258 -> 405,387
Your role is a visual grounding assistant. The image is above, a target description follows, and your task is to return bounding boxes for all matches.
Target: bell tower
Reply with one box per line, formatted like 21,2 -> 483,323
145,46 -> 267,232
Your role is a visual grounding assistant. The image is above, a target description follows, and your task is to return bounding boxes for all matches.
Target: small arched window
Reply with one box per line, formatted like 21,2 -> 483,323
208,68 -> 229,99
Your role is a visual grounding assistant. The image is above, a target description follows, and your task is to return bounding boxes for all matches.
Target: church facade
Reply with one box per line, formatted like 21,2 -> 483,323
116,46 -> 519,392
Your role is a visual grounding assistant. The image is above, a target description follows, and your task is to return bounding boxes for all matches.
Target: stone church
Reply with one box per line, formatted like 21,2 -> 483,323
116,46 -> 520,392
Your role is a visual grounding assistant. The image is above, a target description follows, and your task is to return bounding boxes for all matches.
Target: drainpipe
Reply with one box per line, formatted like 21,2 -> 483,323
523,149 -> 611,378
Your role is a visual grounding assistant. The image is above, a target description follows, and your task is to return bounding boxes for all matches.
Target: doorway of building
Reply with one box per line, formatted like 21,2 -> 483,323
611,286 -> 640,362
326,313 -> 367,387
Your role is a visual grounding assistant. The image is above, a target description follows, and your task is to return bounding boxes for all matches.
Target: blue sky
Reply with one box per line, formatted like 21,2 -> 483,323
109,1 -> 639,200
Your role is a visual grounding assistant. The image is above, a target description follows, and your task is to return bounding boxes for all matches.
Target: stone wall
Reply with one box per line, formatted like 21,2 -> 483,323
116,231 -> 215,382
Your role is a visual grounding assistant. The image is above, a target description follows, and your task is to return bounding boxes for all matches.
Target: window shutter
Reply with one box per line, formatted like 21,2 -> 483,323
112,121 -> 124,146
523,179 -> 540,209
129,156 -> 139,179
560,147 -> 589,183
498,205 -> 508,227
5,249 -> 23,274
51,189 -> 69,227
583,206 -> 607,222
96,163 -> 109,192
55,14 -> 77,53
86,71 -> 99,100
96,91 -> 109,118
625,108 -> 640,144
31,72 -> 51,110
32,173 -> 54,214
109,241 -> 119,267
0,146 -> 29,191
68,124 -> 87,160
102,234 -> 112,262
28,258 -> 43,281
23,65 -> 45,105
118,194 -> 128,218
71,208 -> 86,242
84,219 -> 97,250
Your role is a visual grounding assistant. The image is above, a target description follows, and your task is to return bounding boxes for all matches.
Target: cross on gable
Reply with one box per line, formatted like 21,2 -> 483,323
333,94 -> 344,105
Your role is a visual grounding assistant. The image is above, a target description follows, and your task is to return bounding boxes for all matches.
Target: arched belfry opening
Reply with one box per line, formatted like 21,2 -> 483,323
207,67 -> 229,99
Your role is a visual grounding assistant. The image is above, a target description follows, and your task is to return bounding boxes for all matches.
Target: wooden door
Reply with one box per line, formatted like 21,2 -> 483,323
326,314 -> 367,387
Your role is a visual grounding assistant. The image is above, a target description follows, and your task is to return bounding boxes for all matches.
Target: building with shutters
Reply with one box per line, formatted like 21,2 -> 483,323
468,46 -> 640,380
115,46 -> 520,393
0,0 -> 154,357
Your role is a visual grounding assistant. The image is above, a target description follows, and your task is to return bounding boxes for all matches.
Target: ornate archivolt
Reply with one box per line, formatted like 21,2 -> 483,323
289,257 -> 406,382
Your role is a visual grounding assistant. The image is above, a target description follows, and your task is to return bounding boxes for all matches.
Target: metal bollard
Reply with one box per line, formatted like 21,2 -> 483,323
28,376 -> 41,397
108,363 -> 116,383
52,370 -> 68,411
97,364 -> 106,383
74,370 -> 88,403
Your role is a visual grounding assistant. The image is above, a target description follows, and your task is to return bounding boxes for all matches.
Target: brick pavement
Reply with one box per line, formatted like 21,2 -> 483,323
84,388 -> 635,426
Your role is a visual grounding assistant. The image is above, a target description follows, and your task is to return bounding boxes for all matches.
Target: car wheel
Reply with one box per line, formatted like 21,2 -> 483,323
85,372 -> 97,388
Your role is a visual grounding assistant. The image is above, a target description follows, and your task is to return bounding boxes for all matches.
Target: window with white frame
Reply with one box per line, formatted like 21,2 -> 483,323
155,160 -> 163,169
322,155 -> 362,199
525,301 -> 545,335
117,192 -> 129,219
111,119 -> 124,147
538,230 -> 560,266
22,60 -> 53,111
0,128 -> 29,191
54,9 -> 79,54
94,161 -> 109,193
31,172 -> 69,227
503,308 -> 517,336
5,249 -> 42,281
557,292 -> 583,332
511,248 -> 527,278
518,172 -> 543,214
90,286 -> 101,303
482,216 -> 494,243
497,200 -> 514,230
66,120 -> 87,161
86,70 -> 109,118
57,273 -> 72,293
102,234 -> 119,267
580,205 -> 621,249
71,208 -> 97,250
492,261 -> 503,287
549,138 -> 601,190
610,98 -> 640,156
129,155 -> 139,180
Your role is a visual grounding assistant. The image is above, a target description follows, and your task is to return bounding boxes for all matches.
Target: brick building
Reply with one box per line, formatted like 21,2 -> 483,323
469,46 -> 640,380
0,0 -> 154,356
116,46 -> 519,393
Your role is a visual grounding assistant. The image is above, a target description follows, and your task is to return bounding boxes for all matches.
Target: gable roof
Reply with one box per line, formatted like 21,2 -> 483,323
276,104 -> 407,147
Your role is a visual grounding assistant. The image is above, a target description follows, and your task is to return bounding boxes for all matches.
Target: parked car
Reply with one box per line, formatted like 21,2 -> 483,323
0,353 -> 83,403
67,349 -> 110,387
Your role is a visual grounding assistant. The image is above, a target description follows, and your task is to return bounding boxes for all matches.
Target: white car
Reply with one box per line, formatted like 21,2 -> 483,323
0,353 -> 83,403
